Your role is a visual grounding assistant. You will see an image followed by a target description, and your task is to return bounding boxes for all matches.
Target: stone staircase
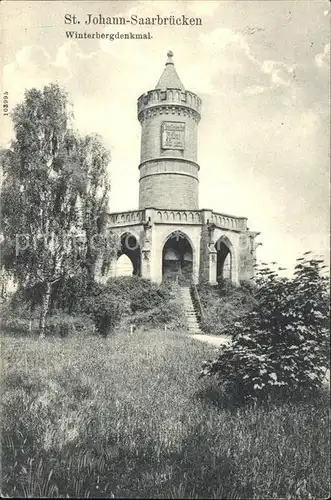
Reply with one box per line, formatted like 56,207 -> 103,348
180,286 -> 202,334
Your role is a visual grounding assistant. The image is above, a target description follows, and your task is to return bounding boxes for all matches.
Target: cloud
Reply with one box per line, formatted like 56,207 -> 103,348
4,45 -> 50,84
261,60 -> 296,87
187,0 -> 220,18
315,42 -> 330,69
244,85 -> 266,95
198,27 -> 300,102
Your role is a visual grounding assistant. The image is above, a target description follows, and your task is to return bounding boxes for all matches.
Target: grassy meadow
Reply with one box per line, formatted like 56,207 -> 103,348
1,327 -> 330,498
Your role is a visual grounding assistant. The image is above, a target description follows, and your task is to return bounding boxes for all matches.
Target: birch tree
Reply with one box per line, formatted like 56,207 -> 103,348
1,84 -> 114,337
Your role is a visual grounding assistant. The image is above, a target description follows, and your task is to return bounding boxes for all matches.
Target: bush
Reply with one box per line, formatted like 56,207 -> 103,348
0,300 -> 39,335
46,313 -> 95,337
55,275 -> 178,333
1,316 -> 37,335
2,275 -> 182,337
130,299 -> 187,329
51,270 -> 93,314
104,276 -> 172,313
197,280 -> 256,334
200,255 -> 330,403
80,286 -> 131,337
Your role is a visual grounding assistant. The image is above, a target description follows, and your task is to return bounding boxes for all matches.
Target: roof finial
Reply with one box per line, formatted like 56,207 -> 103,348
166,50 -> 174,65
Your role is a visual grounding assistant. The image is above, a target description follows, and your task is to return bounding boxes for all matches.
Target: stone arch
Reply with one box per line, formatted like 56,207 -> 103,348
162,230 -> 194,285
115,254 -> 134,277
117,231 -> 141,276
214,235 -> 237,283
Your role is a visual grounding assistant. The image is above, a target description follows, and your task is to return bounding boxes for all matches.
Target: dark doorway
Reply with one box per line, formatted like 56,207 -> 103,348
162,232 -> 193,285
215,240 -> 231,282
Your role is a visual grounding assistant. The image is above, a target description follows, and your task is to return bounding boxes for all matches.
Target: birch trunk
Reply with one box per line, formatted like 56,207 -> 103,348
39,281 -> 52,338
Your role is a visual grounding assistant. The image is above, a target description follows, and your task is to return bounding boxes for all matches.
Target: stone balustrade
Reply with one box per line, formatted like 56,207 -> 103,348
108,210 -> 145,226
107,208 -> 247,230
155,209 -> 201,223
211,211 -> 247,231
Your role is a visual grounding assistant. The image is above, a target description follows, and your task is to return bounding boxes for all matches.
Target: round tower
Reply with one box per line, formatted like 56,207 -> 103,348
137,51 -> 201,210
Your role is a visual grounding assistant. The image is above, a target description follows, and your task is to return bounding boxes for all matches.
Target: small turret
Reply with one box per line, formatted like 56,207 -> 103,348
155,50 -> 185,91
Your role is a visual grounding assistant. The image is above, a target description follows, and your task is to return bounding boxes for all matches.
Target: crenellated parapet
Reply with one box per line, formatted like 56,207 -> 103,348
137,89 -> 201,124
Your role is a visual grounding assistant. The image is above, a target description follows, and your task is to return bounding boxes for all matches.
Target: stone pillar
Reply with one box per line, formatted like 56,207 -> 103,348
208,247 -> 218,284
207,222 -> 217,285
141,216 -> 152,280
238,231 -> 261,281
141,249 -> 151,279
230,245 -> 240,286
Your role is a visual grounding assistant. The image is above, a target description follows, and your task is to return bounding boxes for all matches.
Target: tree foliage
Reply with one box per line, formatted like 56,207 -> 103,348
200,255 -> 330,403
1,84 -> 115,335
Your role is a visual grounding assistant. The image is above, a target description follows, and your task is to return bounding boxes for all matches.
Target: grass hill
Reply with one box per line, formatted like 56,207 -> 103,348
2,327 -> 329,498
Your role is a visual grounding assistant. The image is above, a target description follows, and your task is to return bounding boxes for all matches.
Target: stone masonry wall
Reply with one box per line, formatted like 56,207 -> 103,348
139,173 -> 199,210
140,111 -> 198,163
138,99 -> 200,211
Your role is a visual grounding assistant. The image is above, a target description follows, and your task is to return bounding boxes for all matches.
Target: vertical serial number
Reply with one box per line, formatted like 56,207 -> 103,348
3,92 -> 9,116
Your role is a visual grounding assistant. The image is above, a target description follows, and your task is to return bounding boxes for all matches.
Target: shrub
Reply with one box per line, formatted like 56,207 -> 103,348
131,299 -> 187,329
200,255 -> 330,403
54,275 -> 178,333
104,276 -> 172,313
3,275 -> 181,337
86,285 -> 132,336
51,270 -> 93,314
45,313 -> 95,337
1,316 -> 37,335
197,280 -> 256,334
0,300 -> 40,335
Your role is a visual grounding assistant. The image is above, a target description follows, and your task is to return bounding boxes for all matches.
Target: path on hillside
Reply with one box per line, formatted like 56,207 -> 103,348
179,286 -> 231,345
180,286 -> 203,334
189,334 -> 231,347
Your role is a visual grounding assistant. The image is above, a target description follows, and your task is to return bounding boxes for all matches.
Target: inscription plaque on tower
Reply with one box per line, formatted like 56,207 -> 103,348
161,121 -> 185,150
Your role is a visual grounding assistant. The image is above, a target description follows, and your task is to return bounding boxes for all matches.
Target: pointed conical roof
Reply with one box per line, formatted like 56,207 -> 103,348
155,51 -> 185,91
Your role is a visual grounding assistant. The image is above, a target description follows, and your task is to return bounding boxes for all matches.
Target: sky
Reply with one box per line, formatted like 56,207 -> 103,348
1,0 -> 330,274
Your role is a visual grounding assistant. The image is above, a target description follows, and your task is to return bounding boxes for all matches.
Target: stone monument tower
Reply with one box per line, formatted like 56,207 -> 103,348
99,51 -> 260,285
138,50 -> 200,211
